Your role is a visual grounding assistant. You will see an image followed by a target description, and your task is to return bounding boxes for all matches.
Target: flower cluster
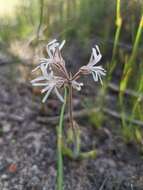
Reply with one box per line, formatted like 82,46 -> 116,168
31,39 -> 106,103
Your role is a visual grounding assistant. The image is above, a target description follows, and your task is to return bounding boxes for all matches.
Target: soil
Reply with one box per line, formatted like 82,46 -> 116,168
0,49 -> 143,190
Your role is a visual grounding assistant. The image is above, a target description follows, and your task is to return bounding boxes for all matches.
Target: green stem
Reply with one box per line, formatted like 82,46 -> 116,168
120,14 -> 143,92
37,0 -> 44,40
110,0 -> 122,75
57,87 -> 67,190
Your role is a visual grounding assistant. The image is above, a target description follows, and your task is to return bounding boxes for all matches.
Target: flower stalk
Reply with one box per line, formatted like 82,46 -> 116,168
68,82 -> 79,157
57,87 -> 67,190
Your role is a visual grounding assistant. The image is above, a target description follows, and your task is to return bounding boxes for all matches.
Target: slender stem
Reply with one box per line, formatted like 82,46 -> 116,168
57,87 -> 67,190
37,0 -> 44,40
68,82 -> 79,157
69,83 -> 74,129
110,0 -> 122,73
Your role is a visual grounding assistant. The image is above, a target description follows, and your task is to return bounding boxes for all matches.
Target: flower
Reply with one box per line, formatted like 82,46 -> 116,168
31,65 -> 65,103
32,39 -> 66,73
31,39 -> 106,103
31,63 -> 83,103
46,39 -> 66,58
79,45 -> 106,84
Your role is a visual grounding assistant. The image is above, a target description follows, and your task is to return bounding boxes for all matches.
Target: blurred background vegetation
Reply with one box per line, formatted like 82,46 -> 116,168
0,0 -> 143,145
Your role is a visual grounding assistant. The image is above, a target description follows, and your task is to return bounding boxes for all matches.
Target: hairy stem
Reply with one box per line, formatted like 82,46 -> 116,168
57,87 -> 67,190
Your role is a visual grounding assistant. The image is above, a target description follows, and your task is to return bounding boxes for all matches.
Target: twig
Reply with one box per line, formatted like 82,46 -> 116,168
0,112 -> 23,122
37,108 -> 100,124
99,177 -> 108,190
108,82 -> 143,100
0,105 -> 142,128
37,107 -> 143,127
103,107 -> 143,127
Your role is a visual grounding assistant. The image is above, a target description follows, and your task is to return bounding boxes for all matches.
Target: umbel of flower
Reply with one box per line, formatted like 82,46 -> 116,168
31,39 -> 106,103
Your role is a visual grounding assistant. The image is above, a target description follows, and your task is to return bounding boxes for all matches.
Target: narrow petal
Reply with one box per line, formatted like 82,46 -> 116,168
39,58 -> 50,64
32,65 -> 40,72
32,82 -> 48,86
97,72 -> 103,85
98,70 -> 106,76
92,66 -> 106,71
89,47 -> 102,66
59,40 -> 66,50
95,45 -> 100,55
31,76 -> 45,83
40,64 -> 49,77
47,39 -> 57,46
41,85 -> 51,93
42,87 -> 53,103
54,87 -> 64,102
32,59 -> 51,73
92,67 -> 106,76
91,72 -> 98,82
47,48 -> 53,58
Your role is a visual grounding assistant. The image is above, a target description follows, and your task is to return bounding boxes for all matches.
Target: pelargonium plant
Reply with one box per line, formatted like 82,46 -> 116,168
31,39 -> 106,190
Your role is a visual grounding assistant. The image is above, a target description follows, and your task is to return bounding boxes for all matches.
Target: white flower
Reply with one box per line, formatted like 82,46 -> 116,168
46,39 -> 65,58
31,65 -> 65,103
32,39 -> 65,73
32,58 -> 53,73
31,63 -> 84,102
89,45 -> 102,66
31,40 -> 107,103
80,45 -> 106,85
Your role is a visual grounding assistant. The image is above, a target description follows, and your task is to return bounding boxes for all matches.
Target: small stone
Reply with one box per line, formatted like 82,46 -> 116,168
31,176 -> 40,185
2,122 -> 11,133
31,165 -> 39,174
0,162 -> 6,172
1,174 -> 8,180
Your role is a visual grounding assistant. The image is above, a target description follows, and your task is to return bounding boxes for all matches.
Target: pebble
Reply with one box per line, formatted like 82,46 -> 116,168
31,176 -> 40,185
2,122 -> 11,133
31,165 -> 39,174
1,174 -> 8,180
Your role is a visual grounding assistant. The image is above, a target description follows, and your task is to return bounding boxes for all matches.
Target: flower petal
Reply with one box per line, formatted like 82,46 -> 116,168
97,72 -> 103,85
59,40 -> 66,50
31,76 -> 45,83
92,67 -> 106,76
42,87 -> 53,103
41,85 -> 51,93
88,46 -> 102,66
32,82 -> 49,86
54,87 -> 64,102
91,72 -> 98,82
47,39 -> 57,46
32,65 -> 40,72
